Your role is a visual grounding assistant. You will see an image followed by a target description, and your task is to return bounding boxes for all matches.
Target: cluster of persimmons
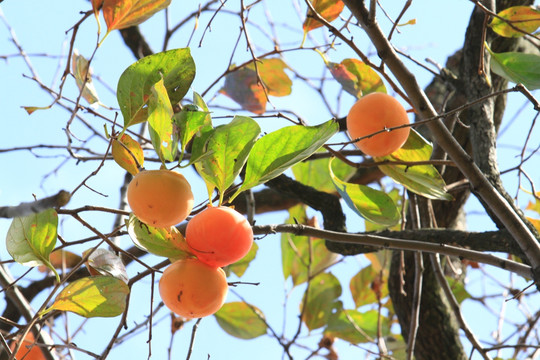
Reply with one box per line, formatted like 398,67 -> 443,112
127,169 -> 253,319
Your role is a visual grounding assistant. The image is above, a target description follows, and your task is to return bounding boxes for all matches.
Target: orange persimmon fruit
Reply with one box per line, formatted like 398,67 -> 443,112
9,332 -> 46,360
346,92 -> 410,157
159,259 -> 228,319
185,206 -> 253,268
127,169 -> 194,228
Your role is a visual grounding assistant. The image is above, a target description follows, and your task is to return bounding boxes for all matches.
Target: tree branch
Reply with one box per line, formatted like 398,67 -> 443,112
0,191 -> 71,218
253,224 -> 533,279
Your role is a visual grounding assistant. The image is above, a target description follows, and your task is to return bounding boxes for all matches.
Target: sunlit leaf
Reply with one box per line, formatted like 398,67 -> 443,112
364,189 -> 404,232
281,205 -> 338,286
190,93 -> 216,200
214,302 -> 268,339
127,214 -> 194,261
303,0 -> 345,33
226,242 -> 258,278
292,149 -> 355,194
112,133 -> 144,175
490,6 -> 540,37
23,105 -> 51,115
103,0 -> 171,32
72,50 -> 102,107
349,264 -> 389,308
329,158 -> 400,226
302,272 -> 342,331
232,119 -> 339,201
527,217 -> 540,232
117,48 -> 195,128
219,58 -> 292,114
487,44 -> 540,90
325,309 -> 390,344
526,192 -> 540,214
6,209 -> 58,276
196,116 -> 261,201
83,248 -> 129,284
327,58 -> 386,99
148,77 -> 177,163
47,276 -> 129,318
376,129 -> 452,201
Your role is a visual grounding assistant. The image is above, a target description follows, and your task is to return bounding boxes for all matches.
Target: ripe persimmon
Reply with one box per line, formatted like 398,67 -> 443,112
9,332 -> 46,360
159,259 -> 228,319
346,92 -> 410,157
127,169 -> 194,228
186,206 -> 253,268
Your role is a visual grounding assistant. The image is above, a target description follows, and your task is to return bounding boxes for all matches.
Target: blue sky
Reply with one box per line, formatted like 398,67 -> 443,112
1,1 -> 539,359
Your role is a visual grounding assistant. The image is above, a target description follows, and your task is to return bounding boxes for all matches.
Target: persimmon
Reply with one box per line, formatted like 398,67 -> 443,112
127,169 -> 194,228
159,259 -> 228,319
186,206 -> 253,268
9,332 -> 46,360
346,92 -> 410,157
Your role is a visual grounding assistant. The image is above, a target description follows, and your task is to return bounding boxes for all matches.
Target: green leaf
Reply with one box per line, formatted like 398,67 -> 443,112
445,276 -> 471,304
6,209 -> 58,274
219,58 -> 292,115
226,242 -> 258,278
302,272 -> 342,331
214,302 -> 268,339
327,58 -> 386,99
329,158 -> 400,226
303,0 -> 345,33
173,104 -> 210,162
281,205 -> 338,286
126,215 -> 193,261
103,0 -> 171,32
112,132 -> 144,175
325,309 -> 390,344
487,44 -> 540,90
376,129 -> 452,201
292,149 -> 355,194
490,6 -> 540,38
196,116 -> 261,202
47,276 -> 129,318
148,77 -> 177,163
349,264 -> 389,308
117,48 -> 195,128
232,119 -> 339,200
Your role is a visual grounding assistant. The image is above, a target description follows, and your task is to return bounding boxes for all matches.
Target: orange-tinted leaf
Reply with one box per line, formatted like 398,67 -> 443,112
23,105 -> 51,115
491,6 -> 540,37
103,0 -> 171,33
219,59 -> 292,115
38,250 -> 82,273
256,59 -> 292,97
303,0 -> 345,33
328,58 -> 386,99
219,59 -> 291,114
220,67 -> 266,114
112,133 -> 144,175
525,192 -> 540,214
92,0 -> 104,17
527,217 -> 540,232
